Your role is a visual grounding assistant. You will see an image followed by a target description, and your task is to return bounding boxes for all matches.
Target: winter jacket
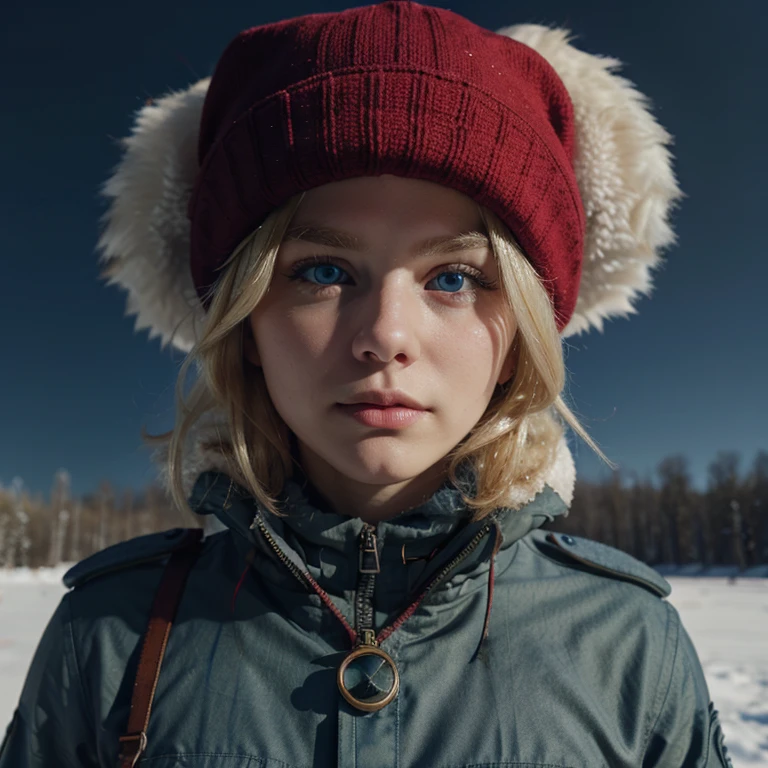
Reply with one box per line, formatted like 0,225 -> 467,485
0,465 -> 733,767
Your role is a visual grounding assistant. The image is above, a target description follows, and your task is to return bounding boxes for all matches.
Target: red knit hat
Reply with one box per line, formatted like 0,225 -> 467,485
189,0 -> 585,331
98,6 -> 682,352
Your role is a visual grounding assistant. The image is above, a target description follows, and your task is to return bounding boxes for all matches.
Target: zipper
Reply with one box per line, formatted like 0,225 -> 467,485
356,524 -> 380,646
251,511 -> 495,645
250,514 -> 309,588
375,519 -> 494,645
418,521 -> 493,598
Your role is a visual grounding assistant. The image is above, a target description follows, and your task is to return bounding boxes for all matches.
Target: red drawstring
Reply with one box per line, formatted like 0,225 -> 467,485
239,522 -> 503,654
231,548 -> 256,614
476,519 -> 503,658
302,570 -> 358,646
228,546 -> 356,645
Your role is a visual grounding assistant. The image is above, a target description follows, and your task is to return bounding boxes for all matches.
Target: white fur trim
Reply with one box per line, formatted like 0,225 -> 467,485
151,406 -> 233,502
500,431 -> 575,512
543,432 -> 576,510
97,78 -> 211,353
497,24 -> 684,337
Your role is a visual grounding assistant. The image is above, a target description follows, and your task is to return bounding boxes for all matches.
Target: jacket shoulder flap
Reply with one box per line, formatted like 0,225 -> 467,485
527,529 -> 671,598
63,527 -> 201,589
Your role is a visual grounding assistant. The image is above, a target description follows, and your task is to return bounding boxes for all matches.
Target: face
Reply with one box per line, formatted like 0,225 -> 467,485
245,175 -> 517,492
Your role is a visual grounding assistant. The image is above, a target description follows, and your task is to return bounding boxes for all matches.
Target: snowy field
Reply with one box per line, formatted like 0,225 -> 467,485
0,568 -> 766,765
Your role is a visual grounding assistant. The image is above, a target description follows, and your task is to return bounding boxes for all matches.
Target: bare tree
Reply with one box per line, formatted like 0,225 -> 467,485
657,456 -> 695,564
122,488 -> 135,542
746,451 -> 768,565
71,497 -> 82,563
48,470 -> 72,566
97,480 -> 115,551
7,478 -> 31,568
627,472 -> 657,563
707,451 -> 744,566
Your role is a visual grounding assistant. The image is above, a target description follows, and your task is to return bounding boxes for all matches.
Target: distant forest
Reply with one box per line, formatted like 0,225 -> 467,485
1,449 -> 766,570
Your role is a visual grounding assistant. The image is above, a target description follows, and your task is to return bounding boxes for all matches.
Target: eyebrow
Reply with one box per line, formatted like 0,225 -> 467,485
284,225 -> 490,257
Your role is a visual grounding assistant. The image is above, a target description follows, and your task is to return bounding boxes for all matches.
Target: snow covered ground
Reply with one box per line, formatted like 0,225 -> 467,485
1,568 -> 766,765
665,577 -> 768,765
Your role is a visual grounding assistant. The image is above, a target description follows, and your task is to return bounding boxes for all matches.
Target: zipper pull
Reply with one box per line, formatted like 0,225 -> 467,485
359,628 -> 377,646
359,524 -> 380,574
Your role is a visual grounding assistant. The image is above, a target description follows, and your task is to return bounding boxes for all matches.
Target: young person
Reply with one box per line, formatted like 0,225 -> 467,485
1,2 -> 733,766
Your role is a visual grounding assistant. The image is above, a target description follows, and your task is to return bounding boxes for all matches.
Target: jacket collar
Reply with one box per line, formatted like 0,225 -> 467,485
189,461 -> 569,612
158,404 -> 575,607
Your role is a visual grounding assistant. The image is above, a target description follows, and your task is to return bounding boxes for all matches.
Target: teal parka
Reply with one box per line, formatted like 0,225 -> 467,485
1,467 -> 732,768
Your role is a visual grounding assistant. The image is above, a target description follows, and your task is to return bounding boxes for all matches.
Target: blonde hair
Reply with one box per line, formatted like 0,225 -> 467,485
144,192 -> 612,521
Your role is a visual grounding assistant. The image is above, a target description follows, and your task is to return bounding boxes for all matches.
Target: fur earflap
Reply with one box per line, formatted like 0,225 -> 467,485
97,78 -> 211,353
498,24 -> 684,337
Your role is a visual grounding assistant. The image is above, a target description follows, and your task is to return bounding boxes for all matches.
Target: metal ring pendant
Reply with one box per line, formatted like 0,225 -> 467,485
337,645 -> 400,712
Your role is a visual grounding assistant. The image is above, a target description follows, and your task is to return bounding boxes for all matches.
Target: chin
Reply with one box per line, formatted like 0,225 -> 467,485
332,443 -> 436,486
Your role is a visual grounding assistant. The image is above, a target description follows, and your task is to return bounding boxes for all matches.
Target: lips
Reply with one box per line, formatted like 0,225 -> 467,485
336,402 -> 427,429
341,390 -> 427,410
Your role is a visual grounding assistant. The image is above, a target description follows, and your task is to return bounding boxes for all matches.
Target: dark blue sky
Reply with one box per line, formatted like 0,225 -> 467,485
2,0 -> 765,499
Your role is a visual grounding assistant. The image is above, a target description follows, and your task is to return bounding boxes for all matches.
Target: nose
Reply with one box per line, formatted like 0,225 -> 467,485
350,273 -> 421,365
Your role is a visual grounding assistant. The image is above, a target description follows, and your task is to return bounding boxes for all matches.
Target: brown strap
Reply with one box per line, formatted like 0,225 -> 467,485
117,528 -> 203,768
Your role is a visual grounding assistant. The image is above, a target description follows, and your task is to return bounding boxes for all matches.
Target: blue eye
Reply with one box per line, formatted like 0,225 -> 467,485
286,257 -> 495,295
305,264 -> 347,285
431,272 -> 466,293
284,257 -> 353,291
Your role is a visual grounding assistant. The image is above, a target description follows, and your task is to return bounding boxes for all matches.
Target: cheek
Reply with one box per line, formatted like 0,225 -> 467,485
432,319 -> 508,389
252,307 -> 334,380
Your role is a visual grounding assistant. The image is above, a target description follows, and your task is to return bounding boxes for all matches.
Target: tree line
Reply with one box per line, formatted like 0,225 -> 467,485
0,474 -> 197,569
545,449 -> 768,569
0,449 -> 766,569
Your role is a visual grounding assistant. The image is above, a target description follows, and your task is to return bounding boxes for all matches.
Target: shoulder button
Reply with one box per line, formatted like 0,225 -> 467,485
63,528 -> 203,589
531,530 -> 671,598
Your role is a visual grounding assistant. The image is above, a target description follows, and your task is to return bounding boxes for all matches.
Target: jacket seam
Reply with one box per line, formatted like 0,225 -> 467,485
519,535 -> 665,597
63,591 -> 99,757
546,535 -> 668,597
639,601 -> 680,758
140,754 -> 310,767
520,534 -> 584,575
353,708 -> 358,768
393,634 -> 402,768
395,672 -> 401,768
438,763 -> 577,767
